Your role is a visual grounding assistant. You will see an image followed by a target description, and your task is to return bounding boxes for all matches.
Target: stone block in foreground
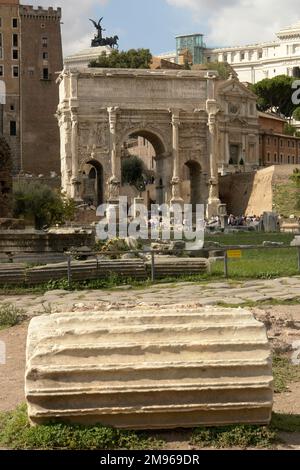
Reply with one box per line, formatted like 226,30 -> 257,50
25,307 -> 273,429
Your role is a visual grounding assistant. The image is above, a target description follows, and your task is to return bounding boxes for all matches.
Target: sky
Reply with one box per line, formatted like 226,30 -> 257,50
28,0 -> 300,57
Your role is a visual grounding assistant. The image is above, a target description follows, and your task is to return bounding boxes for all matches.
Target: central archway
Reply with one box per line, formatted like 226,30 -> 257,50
121,128 -> 170,207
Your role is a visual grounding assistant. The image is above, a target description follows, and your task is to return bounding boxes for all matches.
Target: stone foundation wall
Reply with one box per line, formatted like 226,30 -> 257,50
0,230 -> 94,255
220,165 -> 300,217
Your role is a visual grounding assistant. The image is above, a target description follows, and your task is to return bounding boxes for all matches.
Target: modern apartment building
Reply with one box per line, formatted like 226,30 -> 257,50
159,21 -> 300,84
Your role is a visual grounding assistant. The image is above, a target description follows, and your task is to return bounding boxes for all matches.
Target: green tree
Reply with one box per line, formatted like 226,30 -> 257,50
251,75 -> 296,117
90,49 -> 152,69
122,156 -> 145,186
283,122 -> 298,136
205,62 -> 232,80
13,182 -> 76,229
293,107 -> 300,121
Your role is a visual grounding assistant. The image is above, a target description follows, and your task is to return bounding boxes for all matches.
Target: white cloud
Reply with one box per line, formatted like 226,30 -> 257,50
28,1 -> 109,56
166,0 -> 300,46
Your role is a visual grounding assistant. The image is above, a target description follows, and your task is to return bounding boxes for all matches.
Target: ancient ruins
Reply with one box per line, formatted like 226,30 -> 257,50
26,306 -> 273,428
57,68 -> 259,217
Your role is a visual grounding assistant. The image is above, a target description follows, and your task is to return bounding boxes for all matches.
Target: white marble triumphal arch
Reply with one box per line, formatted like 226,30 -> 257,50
57,68 -> 259,217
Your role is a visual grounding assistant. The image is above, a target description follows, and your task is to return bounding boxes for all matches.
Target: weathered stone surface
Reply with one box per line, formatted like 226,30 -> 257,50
291,236 -> 300,247
26,307 -> 273,429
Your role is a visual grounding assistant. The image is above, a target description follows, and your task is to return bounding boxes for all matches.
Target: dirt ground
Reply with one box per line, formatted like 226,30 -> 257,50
0,302 -> 300,450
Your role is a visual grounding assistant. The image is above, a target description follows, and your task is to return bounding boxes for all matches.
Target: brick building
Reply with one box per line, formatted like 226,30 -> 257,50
259,112 -> 300,166
0,134 -> 12,217
0,1 -> 63,175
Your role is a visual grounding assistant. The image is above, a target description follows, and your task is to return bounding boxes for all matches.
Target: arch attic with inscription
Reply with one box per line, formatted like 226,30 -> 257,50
56,68 -> 260,217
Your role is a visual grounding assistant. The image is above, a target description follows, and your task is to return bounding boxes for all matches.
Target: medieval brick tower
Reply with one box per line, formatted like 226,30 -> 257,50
0,1 -> 63,175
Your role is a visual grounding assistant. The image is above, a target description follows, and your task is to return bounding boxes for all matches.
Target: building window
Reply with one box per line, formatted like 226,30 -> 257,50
0,33 -> 3,59
293,156 -> 295,164
274,138 -> 277,145
12,66 -> 19,77
258,51 -> 263,59
292,141 -> 295,148
280,139 -> 283,147
267,152 -> 270,162
10,104 -> 14,111
12,34 -> 18,48
42,68 -> 49,80
42,37 -> 48,48
281,154 -> 283,163
240,52 -> 245,60
288,155 -> 290,164
0,65 -> 3,77
267,137 -> 270,144
10,121 -> 16,136
12,18 -> 18,28
0,18 -> 2,28
12,49 -> 18,60
288,140 -> 290,147
230,144 -> 240,164
41,23 -> 45,29
42,52 -> 48,60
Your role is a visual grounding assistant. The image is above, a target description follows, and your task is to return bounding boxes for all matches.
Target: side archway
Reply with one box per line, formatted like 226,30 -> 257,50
81,159 -> 104,207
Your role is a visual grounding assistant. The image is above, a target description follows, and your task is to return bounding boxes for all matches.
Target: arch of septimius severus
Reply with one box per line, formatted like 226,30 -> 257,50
56,68 -> 260,217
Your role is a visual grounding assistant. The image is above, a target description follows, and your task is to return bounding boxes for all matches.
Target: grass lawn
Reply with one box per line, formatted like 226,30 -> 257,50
206,232 -> 299,279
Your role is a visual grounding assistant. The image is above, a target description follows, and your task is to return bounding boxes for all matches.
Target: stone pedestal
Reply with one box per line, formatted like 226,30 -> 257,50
170,177 -> 184,209
71,177 -> 83,204
133,197 -> 145,218
207,179 -> 221,219
207,199 -> 221,220
218,204 -> 228,230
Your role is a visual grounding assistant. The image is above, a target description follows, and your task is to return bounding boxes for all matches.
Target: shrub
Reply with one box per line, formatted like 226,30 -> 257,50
191,425 -> 277,449
13,182 -> 75,229
0,405 -> 162,450
0,303 -> 26,329
122,156 -> 145,186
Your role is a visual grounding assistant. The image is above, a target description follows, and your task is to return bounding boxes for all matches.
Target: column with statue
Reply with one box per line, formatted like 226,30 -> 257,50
206,88 -> 222,219
170,109 -> 184,208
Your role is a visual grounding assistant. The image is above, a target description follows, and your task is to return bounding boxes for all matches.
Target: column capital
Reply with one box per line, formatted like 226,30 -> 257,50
71,114 -> 78,127
107,106 -> 120,117
169,109 -> 181,126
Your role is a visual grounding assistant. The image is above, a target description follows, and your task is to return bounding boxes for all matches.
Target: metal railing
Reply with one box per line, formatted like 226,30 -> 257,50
0,243 -> 299,285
